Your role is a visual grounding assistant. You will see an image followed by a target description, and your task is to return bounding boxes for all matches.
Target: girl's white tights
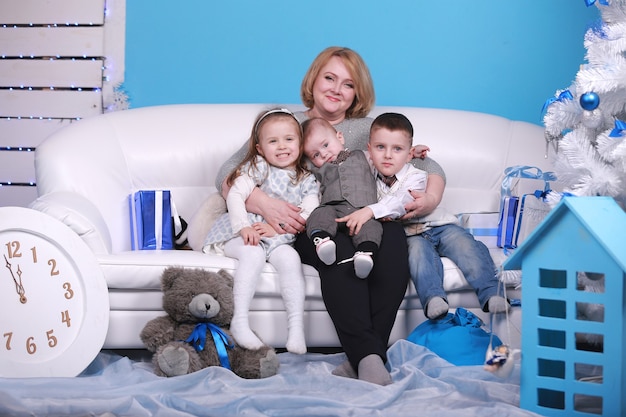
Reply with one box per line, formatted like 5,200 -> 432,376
225,238 -> 265,350
268,244 -> 306,354
224,238 -> 306,354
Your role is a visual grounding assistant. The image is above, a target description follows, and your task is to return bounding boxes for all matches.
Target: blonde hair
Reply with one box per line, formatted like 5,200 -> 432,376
227,108 -> 309,186
300,46 -> 375,119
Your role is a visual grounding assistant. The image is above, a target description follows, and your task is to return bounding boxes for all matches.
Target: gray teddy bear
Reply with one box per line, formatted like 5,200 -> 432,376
140,267 -> 279,379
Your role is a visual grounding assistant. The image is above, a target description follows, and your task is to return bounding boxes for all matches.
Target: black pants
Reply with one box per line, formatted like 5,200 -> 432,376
295,221 -> 410,370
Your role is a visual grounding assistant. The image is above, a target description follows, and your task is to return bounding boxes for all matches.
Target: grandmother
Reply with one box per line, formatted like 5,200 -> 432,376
216,46 -> 446,385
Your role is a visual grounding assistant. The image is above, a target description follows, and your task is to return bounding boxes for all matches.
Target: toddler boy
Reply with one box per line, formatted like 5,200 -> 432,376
302,117 -> 381,279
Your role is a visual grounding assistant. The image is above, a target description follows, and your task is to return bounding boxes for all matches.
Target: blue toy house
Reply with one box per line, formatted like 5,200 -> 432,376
503,196 -> 626,417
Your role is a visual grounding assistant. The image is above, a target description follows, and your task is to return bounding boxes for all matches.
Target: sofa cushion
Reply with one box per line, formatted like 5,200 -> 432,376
187,192 -> 227,251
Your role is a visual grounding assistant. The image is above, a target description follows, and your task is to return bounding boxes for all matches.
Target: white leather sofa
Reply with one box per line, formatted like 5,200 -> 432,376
31,104 -> 552,351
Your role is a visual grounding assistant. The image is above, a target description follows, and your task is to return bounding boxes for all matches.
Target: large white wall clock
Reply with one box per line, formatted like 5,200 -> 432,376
0,207 -> 109,377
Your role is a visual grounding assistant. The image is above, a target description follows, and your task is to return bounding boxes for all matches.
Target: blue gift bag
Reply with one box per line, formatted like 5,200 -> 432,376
130,190 -> 174,250
406,308 -> 502,366
497,196 -> 519,249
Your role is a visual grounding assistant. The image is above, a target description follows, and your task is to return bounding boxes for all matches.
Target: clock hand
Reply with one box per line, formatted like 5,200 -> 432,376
3,254 -> 27,304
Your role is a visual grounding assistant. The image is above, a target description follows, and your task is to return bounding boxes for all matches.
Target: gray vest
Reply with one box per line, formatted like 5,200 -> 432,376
313,150 -> 377,208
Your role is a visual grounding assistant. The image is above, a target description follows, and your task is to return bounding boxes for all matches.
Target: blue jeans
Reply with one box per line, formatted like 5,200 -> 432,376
407,223 -> 500,311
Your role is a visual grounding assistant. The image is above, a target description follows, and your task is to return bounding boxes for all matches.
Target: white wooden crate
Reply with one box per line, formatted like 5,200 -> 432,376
0,0 -> 124,208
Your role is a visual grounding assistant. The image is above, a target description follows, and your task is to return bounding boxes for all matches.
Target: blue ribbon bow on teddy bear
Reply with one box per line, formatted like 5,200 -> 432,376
185,322 -> 235,370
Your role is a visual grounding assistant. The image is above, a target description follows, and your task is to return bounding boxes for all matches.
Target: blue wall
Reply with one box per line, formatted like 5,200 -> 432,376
124,1 -> 599,125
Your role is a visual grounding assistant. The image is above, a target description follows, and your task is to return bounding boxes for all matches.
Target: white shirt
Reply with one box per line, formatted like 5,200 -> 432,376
366,157 -> 458,235
368,162 -> 428,220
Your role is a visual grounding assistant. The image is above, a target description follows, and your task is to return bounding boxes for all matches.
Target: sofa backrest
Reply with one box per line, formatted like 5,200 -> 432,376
34,104 -> 549,253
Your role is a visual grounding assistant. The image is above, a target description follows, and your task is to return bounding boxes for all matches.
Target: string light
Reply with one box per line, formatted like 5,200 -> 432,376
1,147 -> 35,152
0,182 -> 37,187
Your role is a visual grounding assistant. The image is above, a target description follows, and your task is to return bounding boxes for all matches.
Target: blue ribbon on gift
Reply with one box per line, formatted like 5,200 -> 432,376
609,119 -> 626,137
466,227 -> 497,237
185,322 -> 235,370
501,166 -> 556,205
541,90 -> 573,114
533,189 -> 548,199
585,0 -> 609,6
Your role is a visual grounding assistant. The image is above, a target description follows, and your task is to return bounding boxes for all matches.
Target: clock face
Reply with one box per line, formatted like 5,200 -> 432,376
0,207 -> 109,377
1,231 -> 84,362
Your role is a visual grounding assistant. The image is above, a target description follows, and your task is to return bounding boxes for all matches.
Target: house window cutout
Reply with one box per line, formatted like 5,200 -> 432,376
576,333 -> 604,352
574,393 -> 603,415
538,328 -> 566,349
576,302 -> 604,322
577,271 -> 605,293
538,358 -> 565,379
539,299 -> 566,318
539,268 -> 567,289
576,362 -> 603,384
538,388 -> 565,410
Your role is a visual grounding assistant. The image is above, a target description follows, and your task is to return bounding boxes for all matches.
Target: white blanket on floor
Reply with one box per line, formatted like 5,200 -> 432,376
0,340 -> 542,417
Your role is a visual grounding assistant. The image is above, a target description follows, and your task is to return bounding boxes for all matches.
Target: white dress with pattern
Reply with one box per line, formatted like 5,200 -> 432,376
203,156 -> 319,258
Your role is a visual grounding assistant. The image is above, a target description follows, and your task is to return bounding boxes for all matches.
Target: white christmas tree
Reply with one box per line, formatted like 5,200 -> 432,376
543,0 -> 626,209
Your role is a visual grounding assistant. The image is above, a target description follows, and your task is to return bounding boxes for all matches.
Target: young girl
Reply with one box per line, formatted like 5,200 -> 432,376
202,108 -> 319,354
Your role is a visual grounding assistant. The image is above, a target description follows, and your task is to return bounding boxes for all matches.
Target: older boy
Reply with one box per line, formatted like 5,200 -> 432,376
339,112 -> 508,320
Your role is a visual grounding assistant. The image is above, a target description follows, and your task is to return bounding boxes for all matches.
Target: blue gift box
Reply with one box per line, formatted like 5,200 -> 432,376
130,190 -> 174,250
497,165 -> 556,251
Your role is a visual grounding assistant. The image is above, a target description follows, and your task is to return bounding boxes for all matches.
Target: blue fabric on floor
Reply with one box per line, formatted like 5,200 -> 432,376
0,340 -> 542,417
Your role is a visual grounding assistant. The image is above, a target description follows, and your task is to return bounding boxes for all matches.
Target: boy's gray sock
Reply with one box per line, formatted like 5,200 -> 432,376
425,297 -> 449,320
487,296 -> 509,313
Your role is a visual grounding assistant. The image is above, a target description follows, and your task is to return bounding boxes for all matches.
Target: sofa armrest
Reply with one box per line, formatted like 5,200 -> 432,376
29,191 -> 112,254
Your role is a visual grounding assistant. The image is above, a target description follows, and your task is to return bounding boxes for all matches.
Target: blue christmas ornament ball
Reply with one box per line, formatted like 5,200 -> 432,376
580,92 -> 600,111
